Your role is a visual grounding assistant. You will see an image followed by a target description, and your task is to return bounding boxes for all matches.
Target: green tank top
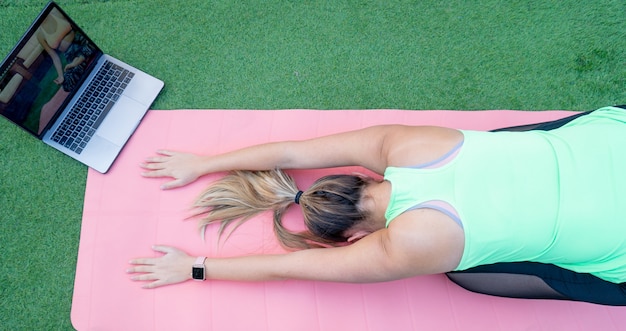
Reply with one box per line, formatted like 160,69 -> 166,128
383,107 -> 626,283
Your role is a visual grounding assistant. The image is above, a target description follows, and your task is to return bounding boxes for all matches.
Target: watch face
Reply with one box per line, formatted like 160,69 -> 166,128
192,266 -> 205,280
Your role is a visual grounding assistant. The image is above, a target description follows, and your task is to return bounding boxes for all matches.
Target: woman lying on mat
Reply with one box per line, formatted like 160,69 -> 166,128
128,106 -> 626,306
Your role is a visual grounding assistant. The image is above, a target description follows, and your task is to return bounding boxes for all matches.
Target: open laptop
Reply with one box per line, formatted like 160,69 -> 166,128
0,1 -> 163,173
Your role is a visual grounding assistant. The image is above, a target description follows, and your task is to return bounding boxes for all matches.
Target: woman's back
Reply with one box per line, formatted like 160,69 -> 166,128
385,106 -> 626,283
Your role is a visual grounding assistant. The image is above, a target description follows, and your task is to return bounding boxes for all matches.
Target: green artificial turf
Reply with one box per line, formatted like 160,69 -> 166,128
0,0 -> 624,329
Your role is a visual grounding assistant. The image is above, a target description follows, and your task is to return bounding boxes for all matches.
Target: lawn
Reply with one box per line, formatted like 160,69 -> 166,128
1,0 -> 624,329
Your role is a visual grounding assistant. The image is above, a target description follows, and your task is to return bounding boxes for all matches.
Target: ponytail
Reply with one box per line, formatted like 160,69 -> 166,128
193,169 -> 369,250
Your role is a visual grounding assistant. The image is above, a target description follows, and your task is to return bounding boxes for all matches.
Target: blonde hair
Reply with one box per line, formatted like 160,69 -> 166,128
192,169 -> 370,250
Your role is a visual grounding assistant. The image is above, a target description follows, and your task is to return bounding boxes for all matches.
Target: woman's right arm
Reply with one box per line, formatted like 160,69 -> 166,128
140,125 -> 391,189
140,124 -> 461,189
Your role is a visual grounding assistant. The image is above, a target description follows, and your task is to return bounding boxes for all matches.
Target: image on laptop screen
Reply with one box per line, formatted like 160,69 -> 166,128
0,7 -> 100,137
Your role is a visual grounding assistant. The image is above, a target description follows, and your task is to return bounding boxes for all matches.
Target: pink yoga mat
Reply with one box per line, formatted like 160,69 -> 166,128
72,110 -> 626,331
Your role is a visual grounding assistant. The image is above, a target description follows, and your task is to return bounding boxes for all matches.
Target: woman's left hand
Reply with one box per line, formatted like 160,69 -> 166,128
127,245 -> 196,289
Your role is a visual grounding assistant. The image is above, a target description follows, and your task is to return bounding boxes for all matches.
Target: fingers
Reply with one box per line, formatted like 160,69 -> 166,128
143,154 -> 174,165
139,164 -> 192,189
127,245 -> 189,289
140,158 -> 170,170
127,249 -> 164,287
155,149 -> 176,156
126,263 -> 157,286
139,172 -> 185,190
127,265 -> 155,274
139,150 -> 200,190
142,281 -> 160,289
127,246 -> 175,262
127,270 -> 165,289
151,245 -> 177,254
139,151 -> 173,181
128,257 -> 156,267
142,280 -> 170,289
139,168 -> 168,178
127,246 -> 170,266
140,161 -> 164,170
159,179 -> 186,190
139,150 -> 182,187
141,150 -> 177,167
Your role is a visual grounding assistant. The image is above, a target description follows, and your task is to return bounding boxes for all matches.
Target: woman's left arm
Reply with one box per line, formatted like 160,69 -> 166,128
128,231 -> 400,289
127,210 -> 462,288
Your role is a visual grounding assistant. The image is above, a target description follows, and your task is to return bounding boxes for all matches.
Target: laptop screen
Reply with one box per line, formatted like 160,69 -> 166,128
0,4 -> 102,137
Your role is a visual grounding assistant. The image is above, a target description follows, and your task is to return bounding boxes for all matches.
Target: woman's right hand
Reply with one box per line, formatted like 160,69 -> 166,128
140,150 -> 206,189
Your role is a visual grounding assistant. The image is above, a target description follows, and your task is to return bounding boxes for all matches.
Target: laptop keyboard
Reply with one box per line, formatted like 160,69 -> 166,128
51,61 -> 135,154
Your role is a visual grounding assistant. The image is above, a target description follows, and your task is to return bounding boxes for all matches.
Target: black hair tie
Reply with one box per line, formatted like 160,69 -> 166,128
294,191 -> 304,205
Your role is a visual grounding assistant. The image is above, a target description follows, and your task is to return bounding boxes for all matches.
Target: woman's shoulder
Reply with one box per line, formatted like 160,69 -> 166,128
384,209 -> 465,273
382,125 -> 464,168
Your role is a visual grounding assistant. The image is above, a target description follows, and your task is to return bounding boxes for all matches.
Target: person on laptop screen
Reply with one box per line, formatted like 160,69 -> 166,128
37,15 -> 94,92
0,7 -> 97,135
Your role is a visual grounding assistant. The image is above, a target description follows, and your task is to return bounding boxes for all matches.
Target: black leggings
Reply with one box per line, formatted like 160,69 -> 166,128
446,106 -> 626,306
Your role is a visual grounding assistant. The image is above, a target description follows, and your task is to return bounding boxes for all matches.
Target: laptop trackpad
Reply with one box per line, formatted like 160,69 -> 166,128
97,96 -> 146,146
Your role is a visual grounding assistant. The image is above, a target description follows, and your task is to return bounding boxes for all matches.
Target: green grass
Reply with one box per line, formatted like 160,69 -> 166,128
0,0 -> 624,329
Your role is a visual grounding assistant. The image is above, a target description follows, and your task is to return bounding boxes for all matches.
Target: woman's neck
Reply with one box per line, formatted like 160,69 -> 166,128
363,180 -> 391,230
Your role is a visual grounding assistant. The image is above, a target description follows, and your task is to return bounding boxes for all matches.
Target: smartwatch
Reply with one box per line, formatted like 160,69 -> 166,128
192,256 -> 207,281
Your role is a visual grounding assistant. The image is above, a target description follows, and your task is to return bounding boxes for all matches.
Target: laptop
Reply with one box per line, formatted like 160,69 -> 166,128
0,1 -> 163,173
